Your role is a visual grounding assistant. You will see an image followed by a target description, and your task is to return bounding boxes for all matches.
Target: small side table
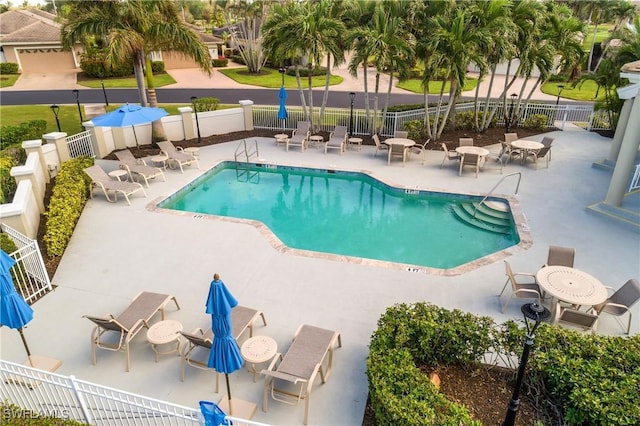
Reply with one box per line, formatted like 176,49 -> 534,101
348,137 -> 363,151
274,133 -> 288,147
147,320 -> 183,362
108,169 -> 129,182
240,335 -> 277,382
184,147 -> 200,158
150,154 -> 168,170
309,135 -> 324,149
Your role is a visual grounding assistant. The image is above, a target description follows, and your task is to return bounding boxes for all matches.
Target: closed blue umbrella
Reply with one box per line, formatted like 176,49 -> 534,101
206,273 -> 243,415
90,104 -> 168,148
0,249 -> 34,365
277,86 -> 288,130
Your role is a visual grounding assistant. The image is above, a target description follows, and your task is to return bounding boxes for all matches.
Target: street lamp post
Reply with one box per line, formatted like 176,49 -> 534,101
501,303 -> 550,426
505,93 -> 517,133
279,67 -> 286,87
191,96 -> 202,144
72,89 -> 84,130
98,72 -> 109,107
349,92 -> 356,137
50,104 -> 61,132
555,85 -> 565,106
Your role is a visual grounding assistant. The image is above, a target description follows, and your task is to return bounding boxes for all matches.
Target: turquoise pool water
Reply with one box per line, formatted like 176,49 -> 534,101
158,163 -> 519,269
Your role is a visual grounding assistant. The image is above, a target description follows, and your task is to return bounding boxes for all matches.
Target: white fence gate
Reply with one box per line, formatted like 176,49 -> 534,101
1,223 -> 52,304
66,130 -> 95,158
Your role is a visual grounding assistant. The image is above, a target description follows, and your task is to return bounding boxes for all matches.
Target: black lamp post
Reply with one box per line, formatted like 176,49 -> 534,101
555,85 -> 565,106
501,302 -> 550,426
349,92 -> 356,137
505,93 -> 517,133
50,104 -> 61,132
72,89 -> 84,130
191,96 -> 202,144
279,67 -> 286,87
98,71 -> 109,107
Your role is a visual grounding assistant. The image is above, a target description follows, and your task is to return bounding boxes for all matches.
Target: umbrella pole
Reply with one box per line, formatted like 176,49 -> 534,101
131,125 -> 140,151
18,328 -> 34,366
225,373 -> 233,415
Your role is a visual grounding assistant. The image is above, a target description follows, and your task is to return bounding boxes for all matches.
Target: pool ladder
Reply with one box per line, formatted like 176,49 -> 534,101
473,172 -> 522,218
234,139 -> 260,182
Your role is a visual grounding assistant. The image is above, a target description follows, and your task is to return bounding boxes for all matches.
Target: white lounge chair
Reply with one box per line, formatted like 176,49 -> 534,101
287,121 -> 311,152
262,324 -> 342,425
114,149 -> 166,187
156,141 -> 199,173
84,165 -> 147,205
83,291 -> 180,371
324,126 -> 347,155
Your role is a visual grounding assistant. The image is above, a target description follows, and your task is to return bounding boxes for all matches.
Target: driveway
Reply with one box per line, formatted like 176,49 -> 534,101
3,71 -> 81,91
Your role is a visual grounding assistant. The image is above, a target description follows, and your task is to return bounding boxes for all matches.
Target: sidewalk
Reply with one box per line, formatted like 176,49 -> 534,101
4,60 -> 559,102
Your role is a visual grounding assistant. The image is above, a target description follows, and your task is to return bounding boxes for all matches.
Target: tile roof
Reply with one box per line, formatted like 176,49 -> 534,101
0,9 -> 61,43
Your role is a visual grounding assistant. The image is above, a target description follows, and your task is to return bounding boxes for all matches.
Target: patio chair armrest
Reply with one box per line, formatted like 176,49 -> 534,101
261,369 -> 307,385
598,301 -> 629,311
514,272 -> 536,279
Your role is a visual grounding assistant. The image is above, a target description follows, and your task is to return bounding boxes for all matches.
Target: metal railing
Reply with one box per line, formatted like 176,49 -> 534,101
0,360 -> 270,426
253,101 -> 608,136
1,223 -> 52,303
472,172 -> 522,218
66,130 -> 95,159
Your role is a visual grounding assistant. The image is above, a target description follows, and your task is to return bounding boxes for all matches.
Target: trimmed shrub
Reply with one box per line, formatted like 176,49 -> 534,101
43,157 -> 94,257
0,231 -> 18,254
0,63 -> 19,74
0,120 -> 47,150
0,155 -> 18,204
522,114 -> 549,130
231,55 -> 245,65
212,58 -> 229,67
151,61 -> 165,73
79,51 -> 133,78
286,66 -> 326,77
368,303 -> 640,425
193,97 -> 220,112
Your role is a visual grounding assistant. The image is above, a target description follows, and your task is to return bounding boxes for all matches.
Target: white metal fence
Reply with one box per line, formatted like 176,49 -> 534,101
0,360 -> 270,426
66,130 -> 95,159
253,101 -> 610,136
1,223 -> 52,304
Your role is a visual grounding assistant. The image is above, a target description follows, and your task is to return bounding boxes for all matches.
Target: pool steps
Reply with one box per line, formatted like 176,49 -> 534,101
451,202 -> 513,234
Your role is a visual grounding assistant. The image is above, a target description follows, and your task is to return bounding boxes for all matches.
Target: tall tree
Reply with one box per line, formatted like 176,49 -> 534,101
62,0 -> 211,141
222,0 -> 269,73
262,0 -> 345,131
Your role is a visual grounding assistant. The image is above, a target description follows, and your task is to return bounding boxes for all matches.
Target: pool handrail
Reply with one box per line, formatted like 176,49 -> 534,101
473,172 -> 522,218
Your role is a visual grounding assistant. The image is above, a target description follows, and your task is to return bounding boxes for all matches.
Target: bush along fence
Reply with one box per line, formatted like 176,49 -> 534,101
367,303 -> 639,425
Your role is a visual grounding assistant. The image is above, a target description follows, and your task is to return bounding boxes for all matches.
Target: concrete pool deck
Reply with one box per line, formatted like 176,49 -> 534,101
1,129 -> 639,425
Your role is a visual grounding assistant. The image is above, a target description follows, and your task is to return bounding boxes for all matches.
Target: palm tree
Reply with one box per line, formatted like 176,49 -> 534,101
62,0 -> 211,141
422,6 -> 489,139
348,2 -> 413,135
262,0 -> 345,131
221,0 -> 269,73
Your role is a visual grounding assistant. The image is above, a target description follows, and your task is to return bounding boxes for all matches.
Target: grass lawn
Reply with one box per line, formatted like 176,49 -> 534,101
541,80 -> 606,102
582,24 -> 613,51
78,73 -> 176,88
0,104 -> 200,137
397,77 -> 479,94
218,67 -> 343,88
0,74 -> 20,88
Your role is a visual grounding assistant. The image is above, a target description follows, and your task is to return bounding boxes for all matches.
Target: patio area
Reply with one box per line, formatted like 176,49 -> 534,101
1,129 -> 638,425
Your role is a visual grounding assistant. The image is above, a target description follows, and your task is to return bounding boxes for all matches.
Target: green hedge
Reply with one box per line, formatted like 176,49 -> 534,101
367,303 -> 640,425
43,157 -> 94,257
193,97 -> 220,112
151,61 -> 165,73
80,51 -> 133,78
212,58 -> 229,67
0,63 -> 19,74
0,120 -> 47,150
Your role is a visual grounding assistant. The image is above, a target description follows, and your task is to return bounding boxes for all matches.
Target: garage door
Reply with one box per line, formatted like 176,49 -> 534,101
18,49 -> 76,73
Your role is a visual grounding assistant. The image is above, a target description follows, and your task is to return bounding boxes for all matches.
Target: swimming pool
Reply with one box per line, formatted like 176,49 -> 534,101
157,162 -> 524,271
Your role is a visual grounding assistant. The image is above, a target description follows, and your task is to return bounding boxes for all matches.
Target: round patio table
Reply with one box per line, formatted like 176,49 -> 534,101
384,137 -> 415,148
536,266 -> 608,322
510,139 -> 544,164
455,146 -> 489,157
